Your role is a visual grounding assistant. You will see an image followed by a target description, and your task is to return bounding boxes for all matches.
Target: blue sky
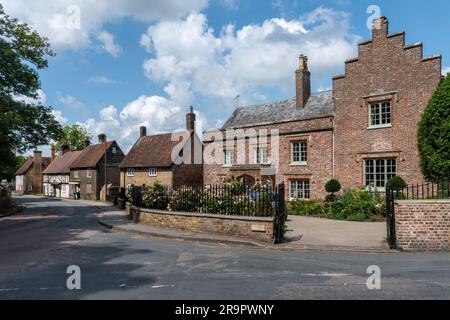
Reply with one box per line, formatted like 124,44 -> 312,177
2,0 -> 449,153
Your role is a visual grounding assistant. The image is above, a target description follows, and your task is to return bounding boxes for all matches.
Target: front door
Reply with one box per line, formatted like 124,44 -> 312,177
238,175 -> 256,187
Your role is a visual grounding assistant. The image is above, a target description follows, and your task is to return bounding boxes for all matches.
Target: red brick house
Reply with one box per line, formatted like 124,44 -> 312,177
15,150 -> 51,194
203,17 -> 442,200
69,134 -> 125,201
119,108 -> 203,189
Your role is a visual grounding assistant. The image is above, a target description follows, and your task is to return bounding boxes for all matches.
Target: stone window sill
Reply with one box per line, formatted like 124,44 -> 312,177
367,124 -> 392,130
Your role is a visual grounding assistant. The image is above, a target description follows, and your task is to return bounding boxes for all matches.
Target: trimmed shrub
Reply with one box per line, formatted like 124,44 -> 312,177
386,176 -> 407,189
325,179 -> 341,194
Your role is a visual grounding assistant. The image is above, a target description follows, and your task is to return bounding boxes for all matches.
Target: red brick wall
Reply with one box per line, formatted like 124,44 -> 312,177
203,117 -> 333,199
333,18 -> 442,190
395,200 -> 449,251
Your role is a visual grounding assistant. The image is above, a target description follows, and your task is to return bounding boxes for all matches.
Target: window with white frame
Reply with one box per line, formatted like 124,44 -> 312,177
369,101 -> 391,128
223,150 -> 233,167
291,141 -> 307,164
86,169 -> 92,178
127,168 -> 134,177
364,158 -> 397,189
148,168 -> 158,177
74,170 -> 79,179
254,147 -> 268,164
289,180 -> 310,200
112,146 -> 117,154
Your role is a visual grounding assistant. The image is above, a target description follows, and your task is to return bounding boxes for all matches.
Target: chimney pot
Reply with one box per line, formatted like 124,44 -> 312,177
296,54 -> 311,109
98,134 -> 107,144
140,126 -> 147,138
61,144 -> 70,155
50,144 -> 56,162
186,106 -> 196,131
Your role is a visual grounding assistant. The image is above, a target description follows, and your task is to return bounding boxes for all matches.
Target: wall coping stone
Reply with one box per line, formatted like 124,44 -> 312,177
131,205 -> 275,222
395,200 -> 450,205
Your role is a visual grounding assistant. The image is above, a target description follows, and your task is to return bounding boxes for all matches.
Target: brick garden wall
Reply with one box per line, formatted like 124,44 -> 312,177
128,205 -> 274,242
395,200 -> 450,251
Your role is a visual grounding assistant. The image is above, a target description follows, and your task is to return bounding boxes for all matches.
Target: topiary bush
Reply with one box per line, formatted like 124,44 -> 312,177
325,179 -> 341,194
418,74 -> 450,181
386,176 -> 407,189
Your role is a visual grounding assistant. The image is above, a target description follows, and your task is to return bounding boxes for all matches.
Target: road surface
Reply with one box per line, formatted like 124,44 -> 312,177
0,195 -> 449,300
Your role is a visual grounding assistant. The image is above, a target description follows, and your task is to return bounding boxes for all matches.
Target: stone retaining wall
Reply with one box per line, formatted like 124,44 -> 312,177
395,200 -> 450,251
127,205 -> 274,242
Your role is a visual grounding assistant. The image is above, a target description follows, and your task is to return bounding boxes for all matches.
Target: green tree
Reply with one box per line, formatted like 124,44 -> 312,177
0,155 -> 27,181
0,4 -> 61,172
418,75 -> 450,181
55,125 -> 91,152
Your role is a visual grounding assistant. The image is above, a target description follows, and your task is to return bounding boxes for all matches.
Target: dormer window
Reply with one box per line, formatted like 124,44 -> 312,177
369,101 -> 392,128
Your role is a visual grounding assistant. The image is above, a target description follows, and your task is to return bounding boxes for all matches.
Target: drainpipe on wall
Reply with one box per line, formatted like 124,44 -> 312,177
332,117 -> 336,179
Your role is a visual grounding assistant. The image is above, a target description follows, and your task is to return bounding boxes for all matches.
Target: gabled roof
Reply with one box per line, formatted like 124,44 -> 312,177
221,91 -> 334,129
15,159 -> 33,176
43,151 -> 82,175
15,157 -> 52,175
119,133 -> 184,169
70,141 -> 114,169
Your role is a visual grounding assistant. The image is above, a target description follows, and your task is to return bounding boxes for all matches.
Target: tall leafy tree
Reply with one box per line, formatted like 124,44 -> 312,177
55,125 -> 91,152
0,4 -> 61,178
418,74 -> 450,181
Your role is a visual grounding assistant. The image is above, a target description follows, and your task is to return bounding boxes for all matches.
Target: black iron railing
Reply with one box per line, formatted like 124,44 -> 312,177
127,182 -> 287,244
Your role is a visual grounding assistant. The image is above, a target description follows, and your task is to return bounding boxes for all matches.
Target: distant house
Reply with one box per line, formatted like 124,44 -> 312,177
119,108 -> 203,189
43,144 -> 82,199
15,150 -> 51,194
69,134 -> 125,201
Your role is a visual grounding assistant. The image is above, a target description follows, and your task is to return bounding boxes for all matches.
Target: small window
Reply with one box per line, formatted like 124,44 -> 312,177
289,180 -> 310,200
86,170 -> 92,178
369,101 -> 391,128
86,184 -> 92,194
223,150 -> 233,167
112,146 -> 117,154
74,170 -> 79,179
148,168 -> 158,177
254,148 -> 269,164
291,141 -> 307,164
127,169 -> 134,177
364,158 -> 397,190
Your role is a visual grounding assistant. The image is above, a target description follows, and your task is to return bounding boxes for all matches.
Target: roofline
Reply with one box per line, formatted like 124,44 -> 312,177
205,114 -> 335,135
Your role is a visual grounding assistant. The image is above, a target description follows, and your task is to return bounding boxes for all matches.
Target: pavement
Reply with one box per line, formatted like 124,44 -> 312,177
1,195 -> 450,300
97,203 -> 390,253
283,216 -> 389,252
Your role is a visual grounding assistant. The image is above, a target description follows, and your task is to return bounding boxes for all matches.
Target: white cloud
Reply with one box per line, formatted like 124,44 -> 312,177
1,0 -> 208,51
57,95 -> 84,109
443,66 -> 450,76
88,75 -> 119,85
221,0 -> 238,10
141,8 -> 360,109
97,31 -> 122,58
51,110 -> 68,125
77,95 -> 207,152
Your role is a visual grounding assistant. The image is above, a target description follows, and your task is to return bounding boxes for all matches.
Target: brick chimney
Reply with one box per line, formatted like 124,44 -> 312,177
61,144 -> 70,155
372,16 -> 389,40
50,144 -> 56,162
98,134 -> 107,144
295,54 -> 311,109
33,150 -> 42,172
140,126 -> 147,138
186,106 -> 196,131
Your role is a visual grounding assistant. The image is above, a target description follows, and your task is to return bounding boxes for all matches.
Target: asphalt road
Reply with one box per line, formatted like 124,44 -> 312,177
0,195 -> 449,300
